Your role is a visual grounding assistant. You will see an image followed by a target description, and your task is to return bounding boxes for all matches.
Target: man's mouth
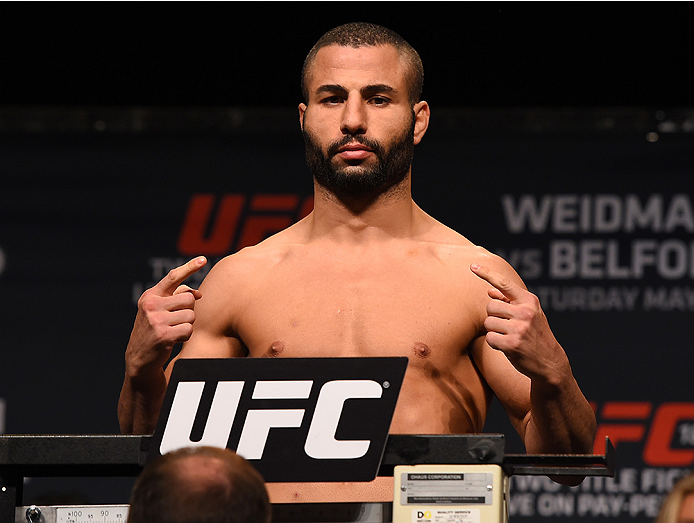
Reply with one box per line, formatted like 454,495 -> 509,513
335,143 -> 373,161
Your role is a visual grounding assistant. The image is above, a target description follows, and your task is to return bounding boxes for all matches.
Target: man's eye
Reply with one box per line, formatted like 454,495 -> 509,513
370,96 -> 390,105
321,96 -> 343,104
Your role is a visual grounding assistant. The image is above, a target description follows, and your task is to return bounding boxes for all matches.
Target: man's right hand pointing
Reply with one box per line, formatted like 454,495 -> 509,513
125,256 -> 207,379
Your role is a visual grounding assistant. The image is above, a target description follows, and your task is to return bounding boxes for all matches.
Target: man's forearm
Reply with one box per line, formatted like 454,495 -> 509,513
118,370 -> 167,434
525,374 -> 596,456
524,374 -> 597,486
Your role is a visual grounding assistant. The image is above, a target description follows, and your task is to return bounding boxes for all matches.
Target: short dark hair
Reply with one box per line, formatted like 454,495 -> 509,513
301,22 -> 424,105
127,447 -> 271,523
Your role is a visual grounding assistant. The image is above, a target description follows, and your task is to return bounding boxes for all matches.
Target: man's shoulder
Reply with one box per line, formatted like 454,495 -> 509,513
418,219 -> 483,257
427,239 -> 505,271
420,221 -> 518,277
206,224 -> 307,278
212,241 -> 295,275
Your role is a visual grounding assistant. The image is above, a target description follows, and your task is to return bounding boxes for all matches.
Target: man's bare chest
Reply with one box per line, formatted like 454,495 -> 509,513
234,257 -> 481,365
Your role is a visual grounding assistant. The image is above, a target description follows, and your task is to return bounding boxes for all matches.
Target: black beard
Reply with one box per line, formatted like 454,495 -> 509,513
303,116 -> 415,198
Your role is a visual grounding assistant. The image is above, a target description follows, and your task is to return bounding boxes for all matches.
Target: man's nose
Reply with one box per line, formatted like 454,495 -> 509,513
340,97 -> 367,135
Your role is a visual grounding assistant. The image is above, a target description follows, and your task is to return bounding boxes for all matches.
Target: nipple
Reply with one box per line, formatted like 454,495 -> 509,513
268,340 -> 285,357
413,342 -> 431,359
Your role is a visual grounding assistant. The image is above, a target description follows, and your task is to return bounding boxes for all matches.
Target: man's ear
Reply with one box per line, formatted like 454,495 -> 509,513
413,101 -> 430,145
298,103 -> 307,131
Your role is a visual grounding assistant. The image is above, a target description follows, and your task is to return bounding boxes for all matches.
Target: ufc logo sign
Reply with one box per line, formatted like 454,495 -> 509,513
177,193 -> 313,256
593,401 -> 694,467
159,379 -> 383,460
150,357 -> 407,482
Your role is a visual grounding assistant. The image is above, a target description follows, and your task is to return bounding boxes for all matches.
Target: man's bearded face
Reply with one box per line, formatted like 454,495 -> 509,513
303,113 -> 416,197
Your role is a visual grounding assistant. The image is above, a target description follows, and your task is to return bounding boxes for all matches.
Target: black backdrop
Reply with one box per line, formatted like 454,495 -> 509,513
3,2 -> 693,108
2,3 -> 694,521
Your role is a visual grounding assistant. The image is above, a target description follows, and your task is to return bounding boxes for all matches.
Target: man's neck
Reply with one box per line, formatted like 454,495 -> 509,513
308,175 -> 423,243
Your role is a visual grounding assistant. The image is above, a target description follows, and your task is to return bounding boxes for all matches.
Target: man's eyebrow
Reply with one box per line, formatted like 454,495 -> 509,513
361,84 -> 398,96
314,84 -> 398,97
315,84 -> 348,96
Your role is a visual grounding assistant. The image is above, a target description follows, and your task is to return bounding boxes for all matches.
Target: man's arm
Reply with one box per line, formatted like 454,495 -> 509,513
469,261 -> 596,477
118,257 -> 207,434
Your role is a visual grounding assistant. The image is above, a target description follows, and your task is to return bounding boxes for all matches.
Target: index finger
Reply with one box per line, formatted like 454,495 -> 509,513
470,262 -> 522,302
154,256 -> 207,296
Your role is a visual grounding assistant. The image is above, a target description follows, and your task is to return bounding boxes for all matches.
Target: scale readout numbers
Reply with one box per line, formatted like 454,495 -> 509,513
56,506 -> 129,523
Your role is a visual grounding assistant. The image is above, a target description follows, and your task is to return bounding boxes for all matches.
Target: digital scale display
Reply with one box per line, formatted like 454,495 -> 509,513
56,506 -> 129,523
18,505 -> 129,523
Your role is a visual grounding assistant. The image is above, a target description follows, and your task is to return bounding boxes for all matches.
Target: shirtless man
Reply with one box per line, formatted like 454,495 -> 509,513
118,22 -> 596,503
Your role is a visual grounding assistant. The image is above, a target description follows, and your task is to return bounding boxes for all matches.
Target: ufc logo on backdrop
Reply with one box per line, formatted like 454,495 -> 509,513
593,401 -> 694,467
149,357 -> 407,482
177,193 -> 314,256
